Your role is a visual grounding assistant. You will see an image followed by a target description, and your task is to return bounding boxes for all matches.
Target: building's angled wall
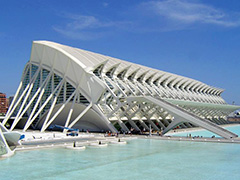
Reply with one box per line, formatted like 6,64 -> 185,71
30,41 -> 106,103
3,41 -> 240,134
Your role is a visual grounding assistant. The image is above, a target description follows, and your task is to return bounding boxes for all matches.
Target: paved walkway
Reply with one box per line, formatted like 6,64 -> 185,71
137,135 -> 240,144
14,127 -> 240,152
15,132 -> 135,151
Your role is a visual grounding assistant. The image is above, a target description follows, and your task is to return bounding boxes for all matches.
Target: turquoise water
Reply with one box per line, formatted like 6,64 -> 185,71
171,125 -> 240,138
1,136 -> 240,180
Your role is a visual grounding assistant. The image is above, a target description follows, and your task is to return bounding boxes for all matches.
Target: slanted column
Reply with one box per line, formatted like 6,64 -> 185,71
68,102 -> 93,129
64,94 -> 77,128
139,119 -> 150,131
147,119 -> 159,131
155,119 -> 166,129
162,117 -> 183,134
23,79 -> 64,131
41,90 -> 77,132
117,118 -> 129,132
127,118 -> 141,132
3,82 -> 23,124
0,125 -> 13,157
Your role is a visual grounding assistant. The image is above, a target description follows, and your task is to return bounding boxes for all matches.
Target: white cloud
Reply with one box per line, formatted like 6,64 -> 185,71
53,1 -> 240,39
142,0 -> 240,27
53,14 -> 130,40
63,14 -> 115,30
103,2 -> 109,7
53,27 -> 105,40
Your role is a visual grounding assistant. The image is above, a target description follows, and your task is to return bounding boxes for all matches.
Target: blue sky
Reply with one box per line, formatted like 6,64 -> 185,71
0,0 -> 240,104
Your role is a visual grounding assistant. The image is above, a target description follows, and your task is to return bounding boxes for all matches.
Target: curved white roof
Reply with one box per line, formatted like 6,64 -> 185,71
32,41 -> 224,95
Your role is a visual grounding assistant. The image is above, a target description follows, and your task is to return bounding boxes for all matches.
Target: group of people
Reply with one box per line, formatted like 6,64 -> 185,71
104,131 -> 119,137
186,134 -> 205,138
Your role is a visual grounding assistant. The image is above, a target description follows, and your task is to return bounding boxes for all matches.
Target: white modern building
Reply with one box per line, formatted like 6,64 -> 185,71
3,41 -> 240,138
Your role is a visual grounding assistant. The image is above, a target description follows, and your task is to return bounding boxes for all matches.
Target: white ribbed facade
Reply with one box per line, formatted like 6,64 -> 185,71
3,41 -> 239,138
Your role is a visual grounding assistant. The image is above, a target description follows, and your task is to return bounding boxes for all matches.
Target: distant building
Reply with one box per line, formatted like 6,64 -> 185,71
0,93 -> 7,114
8,96 -> 14,107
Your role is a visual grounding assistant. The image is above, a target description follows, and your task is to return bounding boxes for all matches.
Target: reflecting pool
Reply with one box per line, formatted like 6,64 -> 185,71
170,125 -> 240,138
1,136 -> 240,180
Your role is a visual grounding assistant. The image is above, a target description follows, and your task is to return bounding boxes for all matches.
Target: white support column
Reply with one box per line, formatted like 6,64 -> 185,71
139,119 -> 150,131
68,102 -> 93,129
3,83 -> 30,124
30,81 -> 65,128
117,118 -> 129,132
23,79 -> 64,131
40,97 -> 58,132
128,105 -> 142,118
13,68 -> 43,122
180,122 -> 187,128
6,64 -> 31,119
40,82 -> 65,132
15,72 -> 53,124
40,56 -> 72,131
0,123 -> 8,132
24,88 -> 47,130
137,102 -> 160,131
127,118 -> 141,131
41,90 -> 77,131
162,117 -> 183,134
10,83 -> 35,130
106,101 -> 128,118
4,67 -> 41,125
63,82 -> 66,102
162,118 -> 170,126
111,78 -> 127,97
147,119 -> 160,131
155,119 -> 166,129
64,93 -> 77,128
118,102 -> 138,118
3,82 -> 22,124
